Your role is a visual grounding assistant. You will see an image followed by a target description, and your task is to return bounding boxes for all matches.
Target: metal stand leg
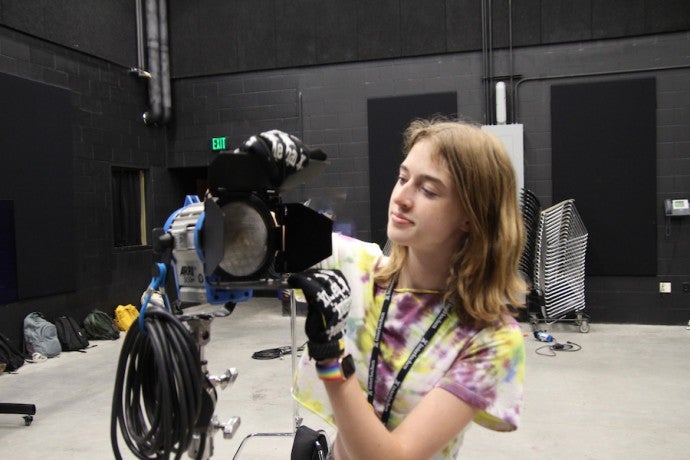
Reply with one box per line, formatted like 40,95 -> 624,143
290,289 -> 303,429
232,290 -> 301,459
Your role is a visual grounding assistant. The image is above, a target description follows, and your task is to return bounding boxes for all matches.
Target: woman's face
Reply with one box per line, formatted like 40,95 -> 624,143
387,138 -> 469,256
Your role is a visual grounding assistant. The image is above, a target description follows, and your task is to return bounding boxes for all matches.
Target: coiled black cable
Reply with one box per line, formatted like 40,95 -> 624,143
535,340 -> 582,357
251,342 -> 306,360
111,306 -> 203,460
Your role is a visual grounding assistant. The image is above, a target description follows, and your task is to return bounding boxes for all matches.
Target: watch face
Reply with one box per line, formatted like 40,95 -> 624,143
341,354 -> 355,379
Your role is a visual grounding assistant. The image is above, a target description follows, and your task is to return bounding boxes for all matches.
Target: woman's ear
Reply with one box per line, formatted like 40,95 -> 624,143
460,220 -> 471,233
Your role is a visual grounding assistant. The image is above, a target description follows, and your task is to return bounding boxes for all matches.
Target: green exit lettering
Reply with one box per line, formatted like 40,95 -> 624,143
211,137 -> 226,151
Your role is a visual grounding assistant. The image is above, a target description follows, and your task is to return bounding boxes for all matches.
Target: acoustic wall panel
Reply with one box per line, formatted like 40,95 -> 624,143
0,72 -> 75,299
367,92 -> 457,247
0,201 -> 18,304
551,78 -> 656,276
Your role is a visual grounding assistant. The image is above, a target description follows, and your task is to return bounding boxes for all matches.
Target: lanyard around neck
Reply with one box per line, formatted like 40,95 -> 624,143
367,277 -> 450,425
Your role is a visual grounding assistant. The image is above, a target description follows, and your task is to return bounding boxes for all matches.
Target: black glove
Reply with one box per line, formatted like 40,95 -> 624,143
288,269 -> 351,362
240,130 -> 326,188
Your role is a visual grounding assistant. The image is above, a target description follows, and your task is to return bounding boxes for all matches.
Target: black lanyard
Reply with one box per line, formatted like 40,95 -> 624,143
367,278 -> 451,425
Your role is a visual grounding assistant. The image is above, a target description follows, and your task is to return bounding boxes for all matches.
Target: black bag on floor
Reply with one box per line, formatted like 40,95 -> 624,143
54,316 -> 90,351
83,309 -> 120,340
291,425 -> 328,460
0,333 -> 26,372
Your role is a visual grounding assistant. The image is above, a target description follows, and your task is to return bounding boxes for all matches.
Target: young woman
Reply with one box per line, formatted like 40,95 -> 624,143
282,118 -> 527,459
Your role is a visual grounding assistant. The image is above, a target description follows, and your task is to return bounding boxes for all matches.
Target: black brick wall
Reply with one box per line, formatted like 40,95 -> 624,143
0,0 -> 136,67
0,26 -> 177,344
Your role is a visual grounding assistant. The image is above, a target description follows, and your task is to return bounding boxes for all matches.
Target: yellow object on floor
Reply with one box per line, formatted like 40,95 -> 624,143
114,304 -> 139,331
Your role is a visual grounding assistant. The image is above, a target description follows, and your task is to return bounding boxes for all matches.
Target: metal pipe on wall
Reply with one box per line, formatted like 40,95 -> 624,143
508,0 -> 514,124
135,0 -> 145,71
481,0 -> 497,125
481,0 -> 489,125
512,64 -> 690,122
298,91 -> 304,140
487,0 -> 494,125
130,0 -> 151,79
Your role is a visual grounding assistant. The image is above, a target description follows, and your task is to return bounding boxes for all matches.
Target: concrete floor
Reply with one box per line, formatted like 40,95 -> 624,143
1,297 -> 689,459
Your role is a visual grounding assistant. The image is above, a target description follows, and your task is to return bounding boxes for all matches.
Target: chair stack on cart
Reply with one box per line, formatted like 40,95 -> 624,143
520,190 -> 590,333
519,189 -> 542,280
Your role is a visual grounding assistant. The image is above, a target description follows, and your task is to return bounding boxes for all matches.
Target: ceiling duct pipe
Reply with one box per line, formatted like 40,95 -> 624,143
143,0 -> 171,125
158,0 -> 172,123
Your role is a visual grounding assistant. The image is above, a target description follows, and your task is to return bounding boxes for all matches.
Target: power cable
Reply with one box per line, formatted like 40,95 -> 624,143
252,342 -> 306,360
111,306 -> 203,460
535,340 -> 582,357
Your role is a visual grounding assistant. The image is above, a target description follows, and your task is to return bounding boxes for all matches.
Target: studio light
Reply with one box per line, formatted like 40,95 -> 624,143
218,199 -> 272,278
155,148 -> 332,307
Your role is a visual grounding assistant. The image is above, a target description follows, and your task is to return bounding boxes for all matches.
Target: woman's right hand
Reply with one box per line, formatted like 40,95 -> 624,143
288,269 -> 351,361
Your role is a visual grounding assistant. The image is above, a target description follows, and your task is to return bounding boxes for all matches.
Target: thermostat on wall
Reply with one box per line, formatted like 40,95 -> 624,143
665,199 -> 690,217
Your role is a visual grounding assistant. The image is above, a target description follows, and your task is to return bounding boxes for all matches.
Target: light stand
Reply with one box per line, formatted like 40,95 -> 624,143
231,289 -> 302,459
179,307 -> 242,459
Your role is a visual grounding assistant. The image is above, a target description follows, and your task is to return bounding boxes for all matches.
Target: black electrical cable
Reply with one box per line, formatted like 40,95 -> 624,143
535,340 -> 582,357
251,342 -> 306,360
111,306 -> 203,460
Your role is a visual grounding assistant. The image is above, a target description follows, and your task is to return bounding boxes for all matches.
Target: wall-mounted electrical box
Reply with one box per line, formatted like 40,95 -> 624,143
664,199 -> 690,217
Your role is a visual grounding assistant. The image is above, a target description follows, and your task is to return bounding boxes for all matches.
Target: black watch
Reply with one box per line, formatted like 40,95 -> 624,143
316,354 -> 355,381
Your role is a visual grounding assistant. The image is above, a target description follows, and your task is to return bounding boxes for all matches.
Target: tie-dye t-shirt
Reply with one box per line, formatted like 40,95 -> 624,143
292,233 -> 525,459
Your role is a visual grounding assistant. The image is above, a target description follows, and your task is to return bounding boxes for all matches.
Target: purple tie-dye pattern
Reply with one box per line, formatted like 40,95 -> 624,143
365,284 -> 523,431
293,233 -> 525,459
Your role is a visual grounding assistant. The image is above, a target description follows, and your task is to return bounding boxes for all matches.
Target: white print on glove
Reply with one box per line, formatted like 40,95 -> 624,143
312,271 -> 350,340
260,130 -> 307,170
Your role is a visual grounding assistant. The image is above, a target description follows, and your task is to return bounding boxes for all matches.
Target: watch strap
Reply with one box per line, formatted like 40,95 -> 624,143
316,354 -> 355,381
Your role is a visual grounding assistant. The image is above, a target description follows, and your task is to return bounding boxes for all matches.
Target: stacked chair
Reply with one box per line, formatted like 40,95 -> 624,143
519,189 -> 542,280
520,190 -> 590,333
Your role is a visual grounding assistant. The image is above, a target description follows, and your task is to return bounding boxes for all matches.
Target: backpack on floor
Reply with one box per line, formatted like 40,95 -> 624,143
23,312 -> 62,358
54,316 -> 90,351
114,304 -> 139,332
0,332 -> 26,372
83,309 -> 120,340
290,425 -> 329,460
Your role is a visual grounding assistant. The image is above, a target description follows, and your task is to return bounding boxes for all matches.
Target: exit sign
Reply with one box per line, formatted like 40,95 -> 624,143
211,137 -> 227,151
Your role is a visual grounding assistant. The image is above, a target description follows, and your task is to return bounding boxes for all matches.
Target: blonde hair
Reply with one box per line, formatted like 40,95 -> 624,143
375,118 -> 527,328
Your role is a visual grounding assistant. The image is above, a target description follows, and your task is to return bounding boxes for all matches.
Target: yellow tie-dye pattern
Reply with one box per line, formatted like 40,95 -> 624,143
291,234 -> 524,459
